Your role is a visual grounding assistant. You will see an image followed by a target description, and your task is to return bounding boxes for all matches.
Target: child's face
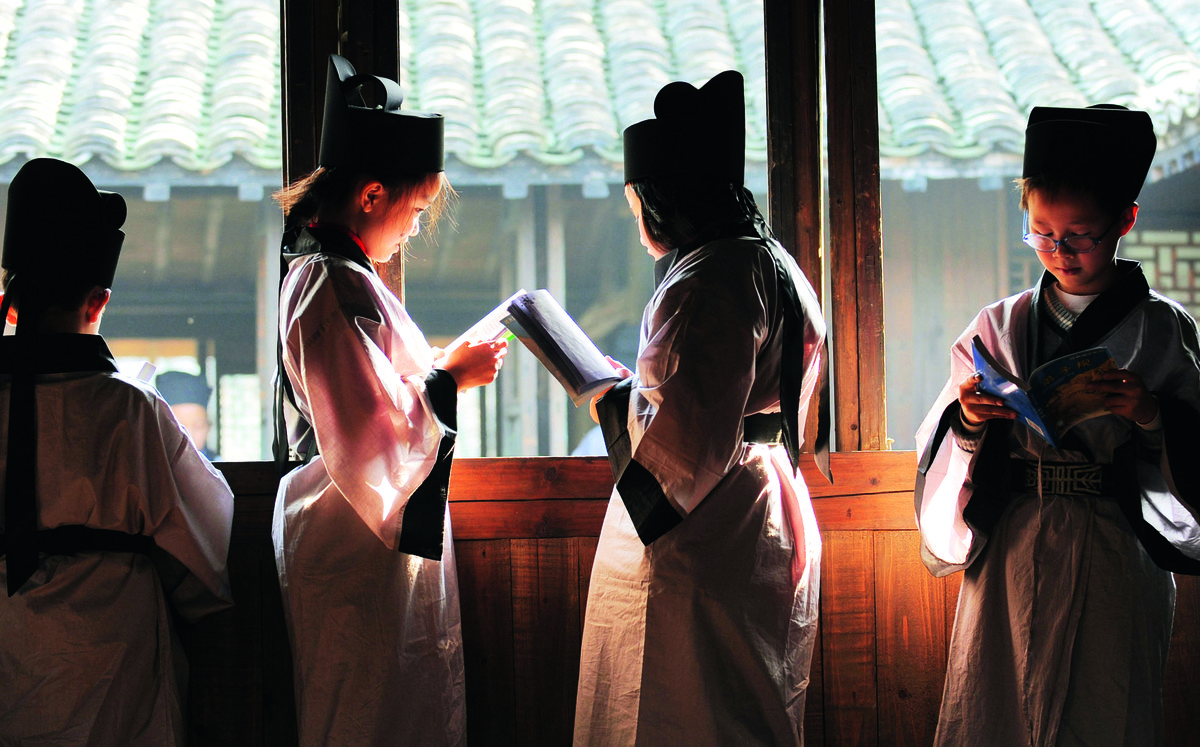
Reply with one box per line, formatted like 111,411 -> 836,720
359,181 -> 440,263
1026,189 -> 1135,295
624,184 -> 668,260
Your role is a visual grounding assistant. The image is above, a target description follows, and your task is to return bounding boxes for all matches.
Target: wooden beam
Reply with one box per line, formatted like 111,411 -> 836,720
215,451 -> 920,503
824,0 -> 887,450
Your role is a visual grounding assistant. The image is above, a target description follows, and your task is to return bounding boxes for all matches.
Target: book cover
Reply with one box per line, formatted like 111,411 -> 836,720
971,335 -> 1116,448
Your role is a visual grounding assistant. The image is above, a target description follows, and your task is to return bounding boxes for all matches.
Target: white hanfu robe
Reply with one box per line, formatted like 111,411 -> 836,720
274,226 -> 465,747
0,335 -> 234,746
915,262 -> 1200,746
575,232 -> 826,746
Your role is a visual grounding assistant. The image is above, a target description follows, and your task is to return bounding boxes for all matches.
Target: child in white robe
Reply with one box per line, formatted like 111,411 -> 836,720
0,158 -> 235,745
916,105 -> 1200,746
272,55 -> 506,747
575,70 -> 830,746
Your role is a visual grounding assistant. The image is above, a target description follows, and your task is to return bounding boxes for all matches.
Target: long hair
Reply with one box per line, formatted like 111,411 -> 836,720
628,176 -> 772,251
274,166 -> 455,241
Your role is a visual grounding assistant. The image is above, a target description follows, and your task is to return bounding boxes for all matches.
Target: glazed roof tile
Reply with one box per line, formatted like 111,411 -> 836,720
0,0 -> 1195,185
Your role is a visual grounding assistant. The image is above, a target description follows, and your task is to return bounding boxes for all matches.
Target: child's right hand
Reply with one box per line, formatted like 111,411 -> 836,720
441,339 -> 508,392
587,357 -> 634,424
958,372 -> 1016,425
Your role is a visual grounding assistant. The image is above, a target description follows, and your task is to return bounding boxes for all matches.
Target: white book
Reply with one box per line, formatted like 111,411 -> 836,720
449,289 -> 623,407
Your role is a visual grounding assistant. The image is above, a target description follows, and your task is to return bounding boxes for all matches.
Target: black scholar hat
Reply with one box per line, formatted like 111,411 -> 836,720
2,158 -> 126,290
1023,105 -> 1157,207
156,371 -> 212,407
318,54 -> 444,176
623,70 -> 746,184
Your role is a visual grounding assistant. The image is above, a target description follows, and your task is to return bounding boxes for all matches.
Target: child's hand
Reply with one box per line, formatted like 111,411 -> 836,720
441,339 -> 508,392
1089,369 -> 1158,425
587,358 -> 634,424
605,355 -> 633,379
958,373 -> 1016,425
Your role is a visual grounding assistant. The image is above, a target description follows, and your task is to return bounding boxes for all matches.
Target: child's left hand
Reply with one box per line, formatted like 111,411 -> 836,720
1090,369 -> 1159,425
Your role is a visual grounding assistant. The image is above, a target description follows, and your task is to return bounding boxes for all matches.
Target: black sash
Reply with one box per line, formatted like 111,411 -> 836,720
0,334 -> 135,595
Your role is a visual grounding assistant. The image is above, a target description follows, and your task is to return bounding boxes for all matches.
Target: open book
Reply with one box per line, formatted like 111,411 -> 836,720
971,335 -> 1116,448
449,289 -> 623,406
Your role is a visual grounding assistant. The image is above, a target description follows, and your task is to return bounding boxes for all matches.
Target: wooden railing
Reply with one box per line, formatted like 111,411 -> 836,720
186,454 -> 1200,746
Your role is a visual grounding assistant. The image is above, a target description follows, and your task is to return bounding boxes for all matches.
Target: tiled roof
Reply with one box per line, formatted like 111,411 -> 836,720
0,0 -> 1196,187
0,0 -> 280,173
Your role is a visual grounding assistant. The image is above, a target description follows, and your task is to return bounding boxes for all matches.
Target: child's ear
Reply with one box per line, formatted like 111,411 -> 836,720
359,181 -> 386,213
84,287 -> 111,324
1119,203 -> 1139,236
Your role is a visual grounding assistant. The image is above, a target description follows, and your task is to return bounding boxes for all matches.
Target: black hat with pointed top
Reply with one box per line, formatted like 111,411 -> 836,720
1023,104 -> 1157,207
318,54 -> 444,175
623,70 -> 746,185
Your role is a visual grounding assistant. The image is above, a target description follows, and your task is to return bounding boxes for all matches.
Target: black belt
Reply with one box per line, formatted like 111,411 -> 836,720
1009,460 -> 1115,497
0,526 -> 155,559
744,413 -> 784,444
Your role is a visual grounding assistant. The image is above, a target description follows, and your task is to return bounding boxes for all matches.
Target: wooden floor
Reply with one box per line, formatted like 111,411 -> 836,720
186,454 -> 1200,746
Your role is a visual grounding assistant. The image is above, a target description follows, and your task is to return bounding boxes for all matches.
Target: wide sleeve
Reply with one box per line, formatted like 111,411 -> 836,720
149,419 -> 236,622
597,250 -> 767,545
914,319 -> 994,577
283,261 -> 452,552
1130,308 -> 1200,571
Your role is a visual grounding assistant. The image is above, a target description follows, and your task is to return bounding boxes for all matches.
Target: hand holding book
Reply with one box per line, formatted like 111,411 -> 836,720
451,289 -> 624,406
970,336 -> 1117,448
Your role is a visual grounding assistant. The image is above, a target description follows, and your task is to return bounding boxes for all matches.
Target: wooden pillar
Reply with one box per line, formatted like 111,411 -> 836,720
764,0 -> 826,453
280,0 -> 404,295
824,0 -> 886,451
764,0 -> 822,285
280,0 -> 398,183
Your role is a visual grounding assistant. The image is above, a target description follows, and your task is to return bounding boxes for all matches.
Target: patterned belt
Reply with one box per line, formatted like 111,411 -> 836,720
1009,460 -> 1113,497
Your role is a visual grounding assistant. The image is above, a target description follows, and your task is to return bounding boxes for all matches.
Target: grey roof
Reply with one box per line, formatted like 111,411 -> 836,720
0,0 -> 1196,192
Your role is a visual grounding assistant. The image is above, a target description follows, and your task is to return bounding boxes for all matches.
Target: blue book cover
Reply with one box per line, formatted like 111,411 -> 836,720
971,336 -> 1116,448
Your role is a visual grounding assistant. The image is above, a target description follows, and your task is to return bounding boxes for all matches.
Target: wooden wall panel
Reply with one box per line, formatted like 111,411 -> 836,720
821,531 -> 878,745
180,483 -> 296,747
1165,573 -> 1200,745
803,621 -> 825,745
193,458 -> 1200,745
874,532 -> 945,747
457,539 -> 516,745
510,539 -> 584,745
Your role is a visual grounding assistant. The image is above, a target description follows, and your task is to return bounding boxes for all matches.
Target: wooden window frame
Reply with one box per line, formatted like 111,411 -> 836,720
278,0 -> 887,455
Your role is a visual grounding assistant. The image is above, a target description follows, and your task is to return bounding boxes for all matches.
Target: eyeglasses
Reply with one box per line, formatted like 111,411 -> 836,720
1022,212 -> 1117,254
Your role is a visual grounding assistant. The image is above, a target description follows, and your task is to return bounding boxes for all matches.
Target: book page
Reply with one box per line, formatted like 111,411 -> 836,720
1027,348 -> 1116,438
504,290 -> 622,406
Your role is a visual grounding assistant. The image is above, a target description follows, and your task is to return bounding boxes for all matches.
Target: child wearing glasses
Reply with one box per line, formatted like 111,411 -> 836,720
915,105 -> 1200,745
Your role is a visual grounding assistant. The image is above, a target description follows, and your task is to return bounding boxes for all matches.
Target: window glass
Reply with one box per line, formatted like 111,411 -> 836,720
876,0 -> 1200,449
401,0 -> 769,456
0,0 -> 282,460
0,0 -> 770,460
